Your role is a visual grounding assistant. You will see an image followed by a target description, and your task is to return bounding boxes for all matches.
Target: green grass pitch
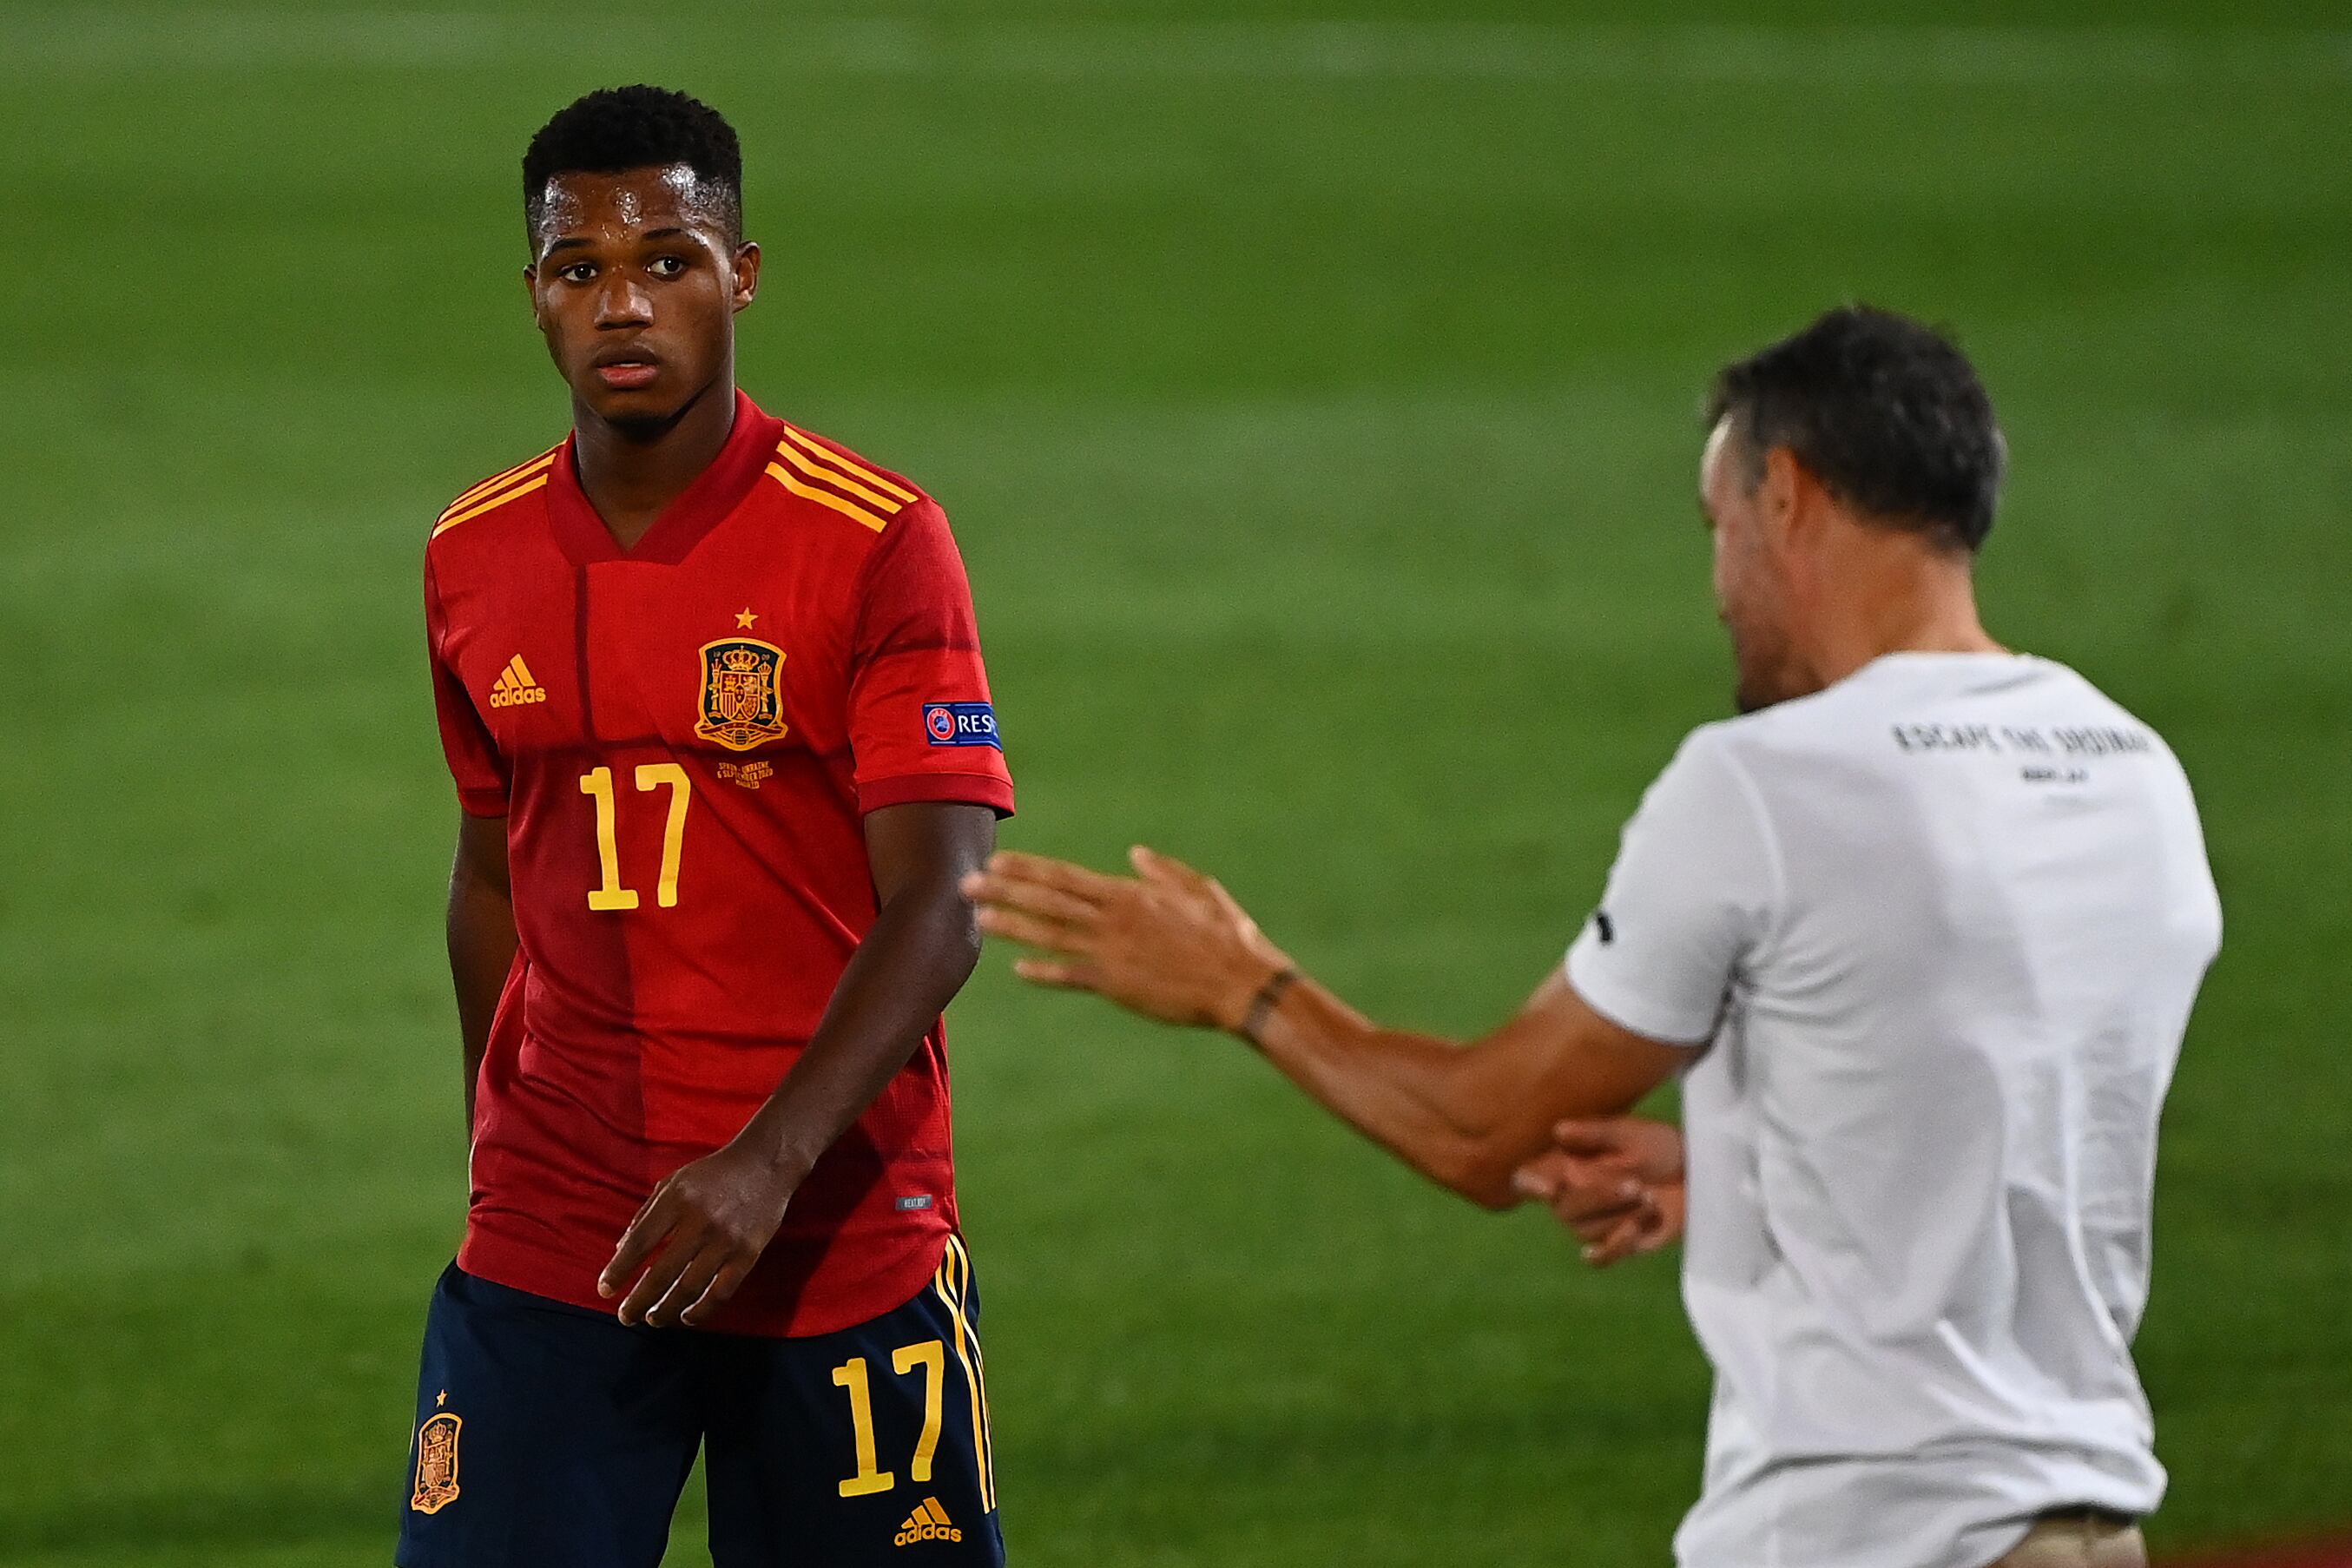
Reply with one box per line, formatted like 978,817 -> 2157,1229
2,3 -> 2348,1564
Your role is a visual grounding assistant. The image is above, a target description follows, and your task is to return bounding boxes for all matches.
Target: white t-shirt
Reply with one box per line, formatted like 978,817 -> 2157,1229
1565,652 -> 2220,1568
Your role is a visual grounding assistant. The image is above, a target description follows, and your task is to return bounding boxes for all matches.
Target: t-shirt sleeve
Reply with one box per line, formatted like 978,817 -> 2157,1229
425,553 -> 511,818
1565,728 -> 1780,1046
846,499 -> 1017,818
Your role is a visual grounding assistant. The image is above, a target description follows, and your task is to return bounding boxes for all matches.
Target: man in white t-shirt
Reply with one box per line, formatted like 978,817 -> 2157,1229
963,306 -> 2220,1568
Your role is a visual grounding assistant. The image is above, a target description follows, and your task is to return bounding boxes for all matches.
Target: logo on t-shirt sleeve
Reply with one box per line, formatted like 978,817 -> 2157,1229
1592,909 -> 1615,945
923,702 -> 1001,749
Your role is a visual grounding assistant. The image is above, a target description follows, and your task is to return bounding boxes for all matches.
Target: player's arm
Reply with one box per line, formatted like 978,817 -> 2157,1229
739,800 -> 997,1184
601,800 -> 997,1328
965,847 -> 1685,1210
445,814 -> 517,1136
425,550 -> 517,1137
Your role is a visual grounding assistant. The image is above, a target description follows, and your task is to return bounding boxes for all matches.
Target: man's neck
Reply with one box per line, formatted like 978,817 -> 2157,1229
571,374 -> 737,551
1804,533 -> 2003,691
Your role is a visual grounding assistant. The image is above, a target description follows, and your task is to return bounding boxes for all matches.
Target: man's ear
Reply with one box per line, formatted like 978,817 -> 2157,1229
1757,445 -> 1806,556
731,242 -> 761,313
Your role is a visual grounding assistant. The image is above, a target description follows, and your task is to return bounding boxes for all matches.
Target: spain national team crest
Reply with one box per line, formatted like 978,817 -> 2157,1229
695,637 -> 788,752
411,1412 -> 462,1515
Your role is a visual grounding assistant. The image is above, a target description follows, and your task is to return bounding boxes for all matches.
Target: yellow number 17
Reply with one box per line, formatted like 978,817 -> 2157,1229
578,763 -> 691,911
832,1341 -> 946,1498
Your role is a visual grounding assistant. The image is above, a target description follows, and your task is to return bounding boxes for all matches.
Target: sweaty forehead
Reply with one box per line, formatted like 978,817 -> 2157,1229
535,164 -> 730,242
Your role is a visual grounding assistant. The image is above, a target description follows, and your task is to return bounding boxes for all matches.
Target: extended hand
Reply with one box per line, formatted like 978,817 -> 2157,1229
962,847 -> 1290,1031
599,1141 -> 799,1328
1512,1117 -> 1687,1266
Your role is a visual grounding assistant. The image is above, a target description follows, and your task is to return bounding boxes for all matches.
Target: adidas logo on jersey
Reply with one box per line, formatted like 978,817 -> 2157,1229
894,1497 -> 963,1546
488,655 -> 548,708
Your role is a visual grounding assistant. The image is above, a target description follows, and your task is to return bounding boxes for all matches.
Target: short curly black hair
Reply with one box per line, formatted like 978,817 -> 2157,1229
1706,306 -> 2006,553
523,85 -> 742,241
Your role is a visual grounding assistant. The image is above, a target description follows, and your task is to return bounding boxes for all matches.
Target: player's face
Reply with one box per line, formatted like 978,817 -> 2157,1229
1701,418 -> 1804,714
525,165 -> 759,434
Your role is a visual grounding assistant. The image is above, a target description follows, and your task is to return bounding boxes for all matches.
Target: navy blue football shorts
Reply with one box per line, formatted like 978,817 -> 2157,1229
395,1235 -> 1004,1567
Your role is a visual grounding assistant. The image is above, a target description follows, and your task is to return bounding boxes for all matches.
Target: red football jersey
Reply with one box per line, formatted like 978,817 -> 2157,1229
423,392 -> 1013,1337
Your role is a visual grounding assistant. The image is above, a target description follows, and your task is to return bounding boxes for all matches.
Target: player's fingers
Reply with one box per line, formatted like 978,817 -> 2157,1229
1617,1198 -> 1677,1258
1554,1178 -> 1648,1228
1129,845 -> 1211,893
1510,1162 -> 1561,1202
1552,1118 -> 1634,1157
643,1242 -> 729,1330
1012,957 -> 1104,992
961,871 -> 1099,926
985,852 -> 1125,903
1569,1196 -> 1646,1243
1630,1189 -> 1686,1255
976,906 -> 1088,952
1584,1200 -> 1661,1268
1519,1149 -> 1641,1217
680,1257 -> 757,1328
1134,847 -> 1253,924
1511,1150 -> 1587,1202
600,1188 -> 681,1297
1628,1208 -> 1677,1257
616,1218 -> 706,1327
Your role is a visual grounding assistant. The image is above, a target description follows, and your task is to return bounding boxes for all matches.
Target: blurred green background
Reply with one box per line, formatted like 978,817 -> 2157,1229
3,3 -> 2348,1565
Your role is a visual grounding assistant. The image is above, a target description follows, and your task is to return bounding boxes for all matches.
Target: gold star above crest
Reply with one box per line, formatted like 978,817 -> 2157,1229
735,608 -> 759,629
435,1390 -> 447,1408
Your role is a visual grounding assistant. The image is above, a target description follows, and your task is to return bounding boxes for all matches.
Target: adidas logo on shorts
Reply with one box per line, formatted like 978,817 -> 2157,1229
895,1496 -> 963,1546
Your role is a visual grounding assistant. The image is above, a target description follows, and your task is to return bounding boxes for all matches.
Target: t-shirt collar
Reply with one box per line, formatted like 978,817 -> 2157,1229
546,388 -> 784,567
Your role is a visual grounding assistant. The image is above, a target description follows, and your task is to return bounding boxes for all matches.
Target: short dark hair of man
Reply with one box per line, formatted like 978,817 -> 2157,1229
1705,306 -> 2006,553
523,85 -> 743,242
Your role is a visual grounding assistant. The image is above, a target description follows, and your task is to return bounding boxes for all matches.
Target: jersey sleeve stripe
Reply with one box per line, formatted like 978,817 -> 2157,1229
765,462 -> 890,532
780,425 -> 921,504
438,448 -> 558,518
438,455 -> 553,521
772,439 -> 906,515
432,473 -> 550,537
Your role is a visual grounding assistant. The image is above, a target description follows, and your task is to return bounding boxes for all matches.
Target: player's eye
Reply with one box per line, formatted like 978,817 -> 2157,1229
558,263 -> 597,284
648,255 -> 688,279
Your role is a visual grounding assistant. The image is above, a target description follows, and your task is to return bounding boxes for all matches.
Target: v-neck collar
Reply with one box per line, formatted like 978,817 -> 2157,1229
545,389 -> 782,568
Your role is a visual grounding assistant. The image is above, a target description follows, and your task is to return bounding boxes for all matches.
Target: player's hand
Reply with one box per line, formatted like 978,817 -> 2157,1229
1512,1117 -> 1687,1267
598,1141 -> 798,1329
962,847 -> 1290,1032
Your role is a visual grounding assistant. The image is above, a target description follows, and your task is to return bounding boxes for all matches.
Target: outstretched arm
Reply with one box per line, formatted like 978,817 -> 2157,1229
965,847 -> 1685,1209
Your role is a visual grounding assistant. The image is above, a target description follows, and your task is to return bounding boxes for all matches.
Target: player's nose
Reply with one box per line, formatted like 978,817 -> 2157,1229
593,275 -> 654,328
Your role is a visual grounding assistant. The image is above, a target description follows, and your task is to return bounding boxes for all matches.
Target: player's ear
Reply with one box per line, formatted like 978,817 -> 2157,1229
1758,445 -> 1806,550
730,242 -> 761,313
